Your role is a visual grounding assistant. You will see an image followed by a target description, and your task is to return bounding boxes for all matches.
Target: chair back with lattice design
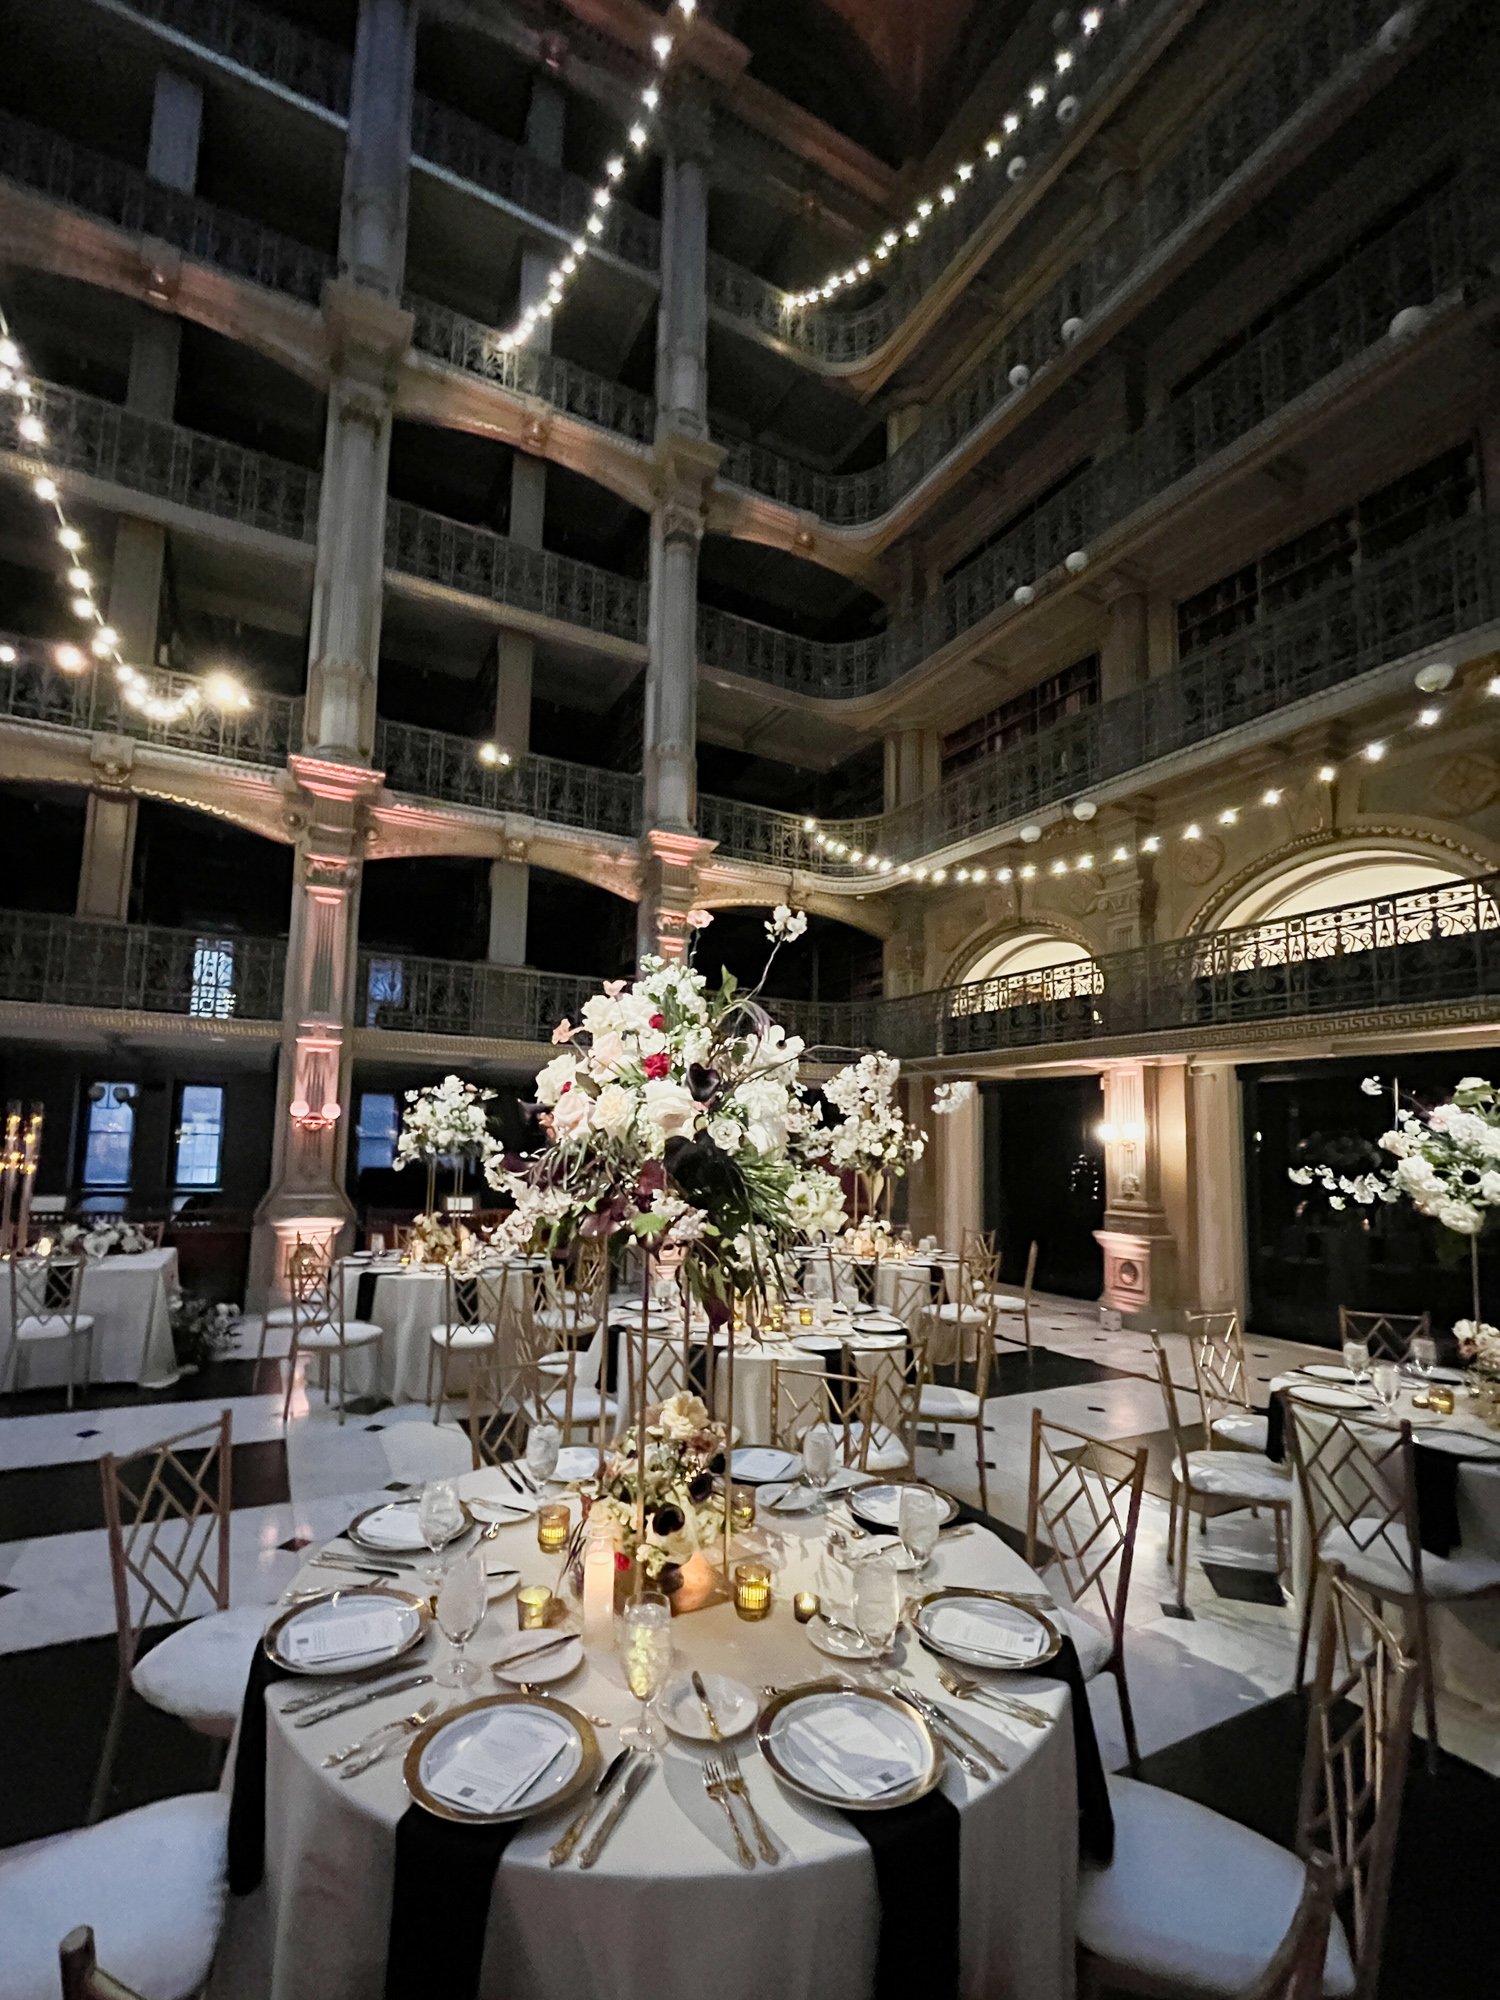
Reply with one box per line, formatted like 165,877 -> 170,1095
851,1340 -> 923,1474
622,1327 -> 698,1411
1239,1854 -> 1340,2000
1187,1309 -> 1255,1440
960,1227 -> 997,1276
883,1260 -> 935,1329
290,1252 -> 350,1348
1026,1410 -> 1146,1648
469,1267 -> 555,1467
803,1244 -> 860,1306
1295,1568 -> 1417,1998
99,1409 -> 232,1676
1336,1307 -> 1431,1363
9,1250 -> 86,1331
1150,1335 -> 1195,1460
443,1262 -> 487,1336
770,1361 -> 864,1464
1283,1402 -> 1422,1596
60,1927 -> 151,2000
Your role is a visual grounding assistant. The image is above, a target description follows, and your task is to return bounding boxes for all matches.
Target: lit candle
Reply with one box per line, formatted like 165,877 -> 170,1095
35,1235 -> 52,1258
582,1532 -> 618,1647
798,1305 -> 815,1328
536,1502 -> 570,1554
517,1585 -> 553,1629
733,1561 -> 771,1621
793,1591 -> 819,1624
1428,1386 -> 1456,1416
730,1490 -> 756,1534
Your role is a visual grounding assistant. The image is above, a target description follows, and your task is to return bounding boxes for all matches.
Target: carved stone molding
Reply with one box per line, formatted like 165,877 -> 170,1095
87,733 -> 136,795
1185,825 -> 1500,934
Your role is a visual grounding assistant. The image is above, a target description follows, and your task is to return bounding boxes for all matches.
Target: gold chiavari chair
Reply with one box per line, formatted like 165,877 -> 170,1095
990,1238 -> 1038,1354
882,1257 -> 936,1332
622,1326 -> 700,1413
1239,1855 -> 1339,2000
1187,1308 -> 1271,1453
468,1268 -> 548,1474
1076,1569 -> 1416,1999
769,1360 -> 865,1467
1025,1411 -> 1148,1769
425,1262 -> 496,1423
918,1309 -> 997,1511
91,1410 -> 265,1822
259,1236 -> 329,1363
283,1255 -> 383,1424
802,1242 -> 861,1308
1152,1336 -> 1293,1613
920,1254 -> 993,1372
525,1264 -> 615,1445
959,1226 -> 997,1276
1336,1306 -> 1432,1363
848,1339 -> 925,1477
1282,1396 -> 1500,1769
3,1249 -> 96,1405
60,1927 -> 151,2000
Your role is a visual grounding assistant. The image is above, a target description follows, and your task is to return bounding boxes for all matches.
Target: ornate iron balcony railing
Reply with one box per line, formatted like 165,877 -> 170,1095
356,950 -> 600,1044
0,910 -> 287,1020
0,643 -> 304,767
96,0 -> 352,114
373,719 -> 643,839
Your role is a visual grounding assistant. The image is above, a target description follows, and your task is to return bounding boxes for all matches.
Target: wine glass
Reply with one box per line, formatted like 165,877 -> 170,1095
526,1422 -> 562,1486
617,1592 -> 673,1749
1409,1334 -> 1437,1382
1370,1360 -> 1402,1416
434,1550 -> 487,1687
853,1555 -> 902,1661
801,1422 -> 838,1507
898,1485 -> 941,1572
816,1539 -> 859,1638
1341,1338 -> 1370,1387
418,1479 -> 464,1587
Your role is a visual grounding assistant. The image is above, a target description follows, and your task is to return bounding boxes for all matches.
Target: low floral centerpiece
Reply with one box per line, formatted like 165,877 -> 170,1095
57,1220 -> 153,1258
586,1392 -> 728,1611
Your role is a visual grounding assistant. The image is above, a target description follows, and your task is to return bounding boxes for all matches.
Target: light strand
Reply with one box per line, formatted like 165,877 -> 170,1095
0,308 -> 251,725
783,4 -> 1113,311
494,0 -> 697,354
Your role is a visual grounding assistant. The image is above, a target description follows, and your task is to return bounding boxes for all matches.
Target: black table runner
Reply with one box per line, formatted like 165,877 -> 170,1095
227,1646 -> 292,1895
1266,1388 -> 1465,1559
356,1270 -> 379,1323
385,1806 -> 521,2000
841,1789 -> 960,2000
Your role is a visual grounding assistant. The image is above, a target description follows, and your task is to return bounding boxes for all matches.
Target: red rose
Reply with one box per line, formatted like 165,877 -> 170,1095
649,1013 -> 665,1030
559,1079 -> 571,1092
614,1551 -> 632,1572
643,1051 -> 671,1079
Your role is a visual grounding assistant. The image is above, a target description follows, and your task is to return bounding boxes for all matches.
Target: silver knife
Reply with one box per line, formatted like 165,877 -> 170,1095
331,1545 -> 422,1569
281,1670 -> 408,1716
292,1671 -> 432,1728
578,1754 -> 653,1868
897,1687 -> 1002,1775
549,1747 -> 631,1865
311,1555 -> 408,1579
491,1631 -> 576,1672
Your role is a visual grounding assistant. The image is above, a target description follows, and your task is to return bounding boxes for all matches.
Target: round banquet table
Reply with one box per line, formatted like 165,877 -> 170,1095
333,1260 -> 542,1405
244,1467 -> 1080,2000
0,1245 -> 179,1389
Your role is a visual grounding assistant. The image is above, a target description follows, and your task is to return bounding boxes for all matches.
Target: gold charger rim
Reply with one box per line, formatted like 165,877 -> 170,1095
912,1586 -> 1062,1672
402,1691 -> 599,1824
262,1586 -> 431,1675
757,1679 -> 942,1811
345,1498 -> 473,1553
847,1482 -> 960,1530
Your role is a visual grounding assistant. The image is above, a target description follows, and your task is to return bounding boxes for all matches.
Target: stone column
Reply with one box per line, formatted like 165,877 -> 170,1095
252,0 -> 415,1300
489,76 -> 566,966
1187,1060 -> 1248,1317
1094,1059 -> 1191,1324
1096,565 -> 1150,701
78,69 -> 203,922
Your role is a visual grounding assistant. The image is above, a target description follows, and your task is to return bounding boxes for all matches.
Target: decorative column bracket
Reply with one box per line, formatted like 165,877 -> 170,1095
637,826 -> 717,964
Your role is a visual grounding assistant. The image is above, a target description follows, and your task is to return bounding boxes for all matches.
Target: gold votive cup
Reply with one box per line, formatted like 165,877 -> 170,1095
733,1562 -> 772,1621
767,1301 -> 786,1334
798,1305 -> 815,1328
536,1502 -> 571,1553
517,1585 -> 553,1629
793,1591 -> 819,1624
1428,1385 -> 1456,1416
730,1490 -> 756,1533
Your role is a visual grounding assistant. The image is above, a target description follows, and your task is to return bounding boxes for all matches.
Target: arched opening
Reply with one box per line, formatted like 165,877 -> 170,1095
950,929 -> 1103,1020
1213,846 -> 1466,930
960,929 -> 1094,984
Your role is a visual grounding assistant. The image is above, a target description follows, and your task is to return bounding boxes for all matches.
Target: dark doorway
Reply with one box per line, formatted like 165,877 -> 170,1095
1244,1049 -> 1500,1346
982,1077 -> 1105,1299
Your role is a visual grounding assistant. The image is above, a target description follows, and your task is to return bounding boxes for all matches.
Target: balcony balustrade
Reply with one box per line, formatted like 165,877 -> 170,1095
0,910 -> 286,1020
356,951 -> 600,1045
98,0 -> 352,114
373,718 -> 642,838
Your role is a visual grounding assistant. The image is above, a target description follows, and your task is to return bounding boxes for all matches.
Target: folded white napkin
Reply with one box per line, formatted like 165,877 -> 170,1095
355,1506 -> 426,1550
932,1603 -> 1045,1663
429,1713 -> 567,1814
787,1706 -> 912,1798
288,1607 -> 405,1665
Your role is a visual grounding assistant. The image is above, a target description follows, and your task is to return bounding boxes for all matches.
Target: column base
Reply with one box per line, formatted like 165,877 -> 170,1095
248,1193 -> 355,1312
1094,1226 -> 1181,1326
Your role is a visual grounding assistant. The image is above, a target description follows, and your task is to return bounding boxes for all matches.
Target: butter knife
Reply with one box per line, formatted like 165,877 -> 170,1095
549,1747 -> 631,1866
896,1687 -> 1003,1775
293,1671 -> 431,1728
690,1670 -> 723,1740
282,1669 -> 411,1716
310,1555 -> 408,1579
577,1754 -> 652,1868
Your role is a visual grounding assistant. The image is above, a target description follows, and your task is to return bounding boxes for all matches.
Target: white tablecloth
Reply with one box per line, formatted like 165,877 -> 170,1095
239,1474 -> 1078,2000
0,1247 -> 179,1389
336,1263 -> 539,1405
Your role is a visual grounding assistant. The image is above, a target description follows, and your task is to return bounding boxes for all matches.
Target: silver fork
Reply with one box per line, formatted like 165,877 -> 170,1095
936,1669 -> 1050,1727
336,1702 -> 442,1778
702,1758 -> 757,1868
720,1749 -> 779,1863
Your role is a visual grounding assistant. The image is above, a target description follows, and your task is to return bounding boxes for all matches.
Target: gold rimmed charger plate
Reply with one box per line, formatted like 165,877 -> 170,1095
757,1679 -> 942,1812
345,1498 -> 472,1553
403,1691 -> 599,1825
847,1483 -> 959,1532
913,1586 -> 1061,1673
263,1586 -> 431,1676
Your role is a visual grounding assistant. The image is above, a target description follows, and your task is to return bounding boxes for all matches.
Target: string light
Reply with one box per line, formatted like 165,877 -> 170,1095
0,305 -> 251,725
491,3 -> 694,356
782,5 -> 1117,308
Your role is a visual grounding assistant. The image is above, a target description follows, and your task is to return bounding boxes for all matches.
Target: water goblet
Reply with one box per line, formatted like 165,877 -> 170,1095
853,1555 -> 902,1661
801,1422 -> 838,1507
1370,1359 -> 1402,1416
617,1592 -> 673,1750
816,1540 -> 859,1638
434,1550 -> 487,1687
1408,1334 -> 1437,1382
1341,1339 -> 1371,1387
526,1422 -> 562,1486
418,1479 -> 465,1588
898,1485 -> 941,1572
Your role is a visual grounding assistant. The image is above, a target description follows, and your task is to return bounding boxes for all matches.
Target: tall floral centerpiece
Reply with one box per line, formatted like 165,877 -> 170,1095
823,1050 -> 927,1225
1288,1074 -> 1500,1361
394,1074 -> 501,1218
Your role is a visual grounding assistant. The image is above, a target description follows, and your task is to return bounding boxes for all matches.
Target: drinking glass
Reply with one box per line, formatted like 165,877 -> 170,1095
418,1479 -> 464,1586
617,1592 -> 673,1749
1341,1339 -> 1371,1386
853,1555 -> 902,1660
526,1422 -> 562,1486
1409,1334 -> 1437,1381
802,1422 -> 838,1505
898,1486 -> 941,1572
434,1550 -> 487,1686
1370,1360 -> 1402,1415
817,1540 -> 858,1636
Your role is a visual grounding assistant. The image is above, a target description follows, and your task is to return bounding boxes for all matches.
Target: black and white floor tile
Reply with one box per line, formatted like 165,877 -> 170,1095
2,1298 -> 1496,1995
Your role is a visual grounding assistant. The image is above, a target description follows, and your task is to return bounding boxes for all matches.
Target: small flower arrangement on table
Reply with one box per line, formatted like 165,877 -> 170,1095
58,1220 -> 153,1258
584,1392 -> 729,1610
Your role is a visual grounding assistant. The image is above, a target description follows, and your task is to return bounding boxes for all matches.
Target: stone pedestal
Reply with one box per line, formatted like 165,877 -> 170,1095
1094,1060 -> 1187,1324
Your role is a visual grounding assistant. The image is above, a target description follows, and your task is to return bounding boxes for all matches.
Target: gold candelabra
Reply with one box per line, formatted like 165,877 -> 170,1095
0,1102 -> 43,1255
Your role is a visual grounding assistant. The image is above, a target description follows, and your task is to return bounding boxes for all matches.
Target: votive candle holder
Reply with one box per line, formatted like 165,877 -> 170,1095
517,1585 -> 553,1630
733,1562 -> 772,1621
537,1502 -> 571,1554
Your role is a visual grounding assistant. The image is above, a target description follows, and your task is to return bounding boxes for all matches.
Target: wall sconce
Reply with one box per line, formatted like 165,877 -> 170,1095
1096,1120 -> 1117,1143
289,1099 -> 342,1132
1122,1120 -> 1146,1144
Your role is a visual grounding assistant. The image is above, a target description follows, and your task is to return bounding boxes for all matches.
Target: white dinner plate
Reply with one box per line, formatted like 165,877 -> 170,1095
805,1615 -> 883,1662
731,1447 -> 801,1484
1286,1385 -> 1369,1411
265,1588 -> 427,1676
1300,1364 -> 1354,1381
661,1672 -> 758,1741
847,1483 -> 959,1531
1411,1429 -> 1500,1460
490,1628 -> 584,1685
407,1694 -> 596,1824
759,1686 -> 938,1809
913,1588 -> 1060,1672
346,1500 -> 469,1553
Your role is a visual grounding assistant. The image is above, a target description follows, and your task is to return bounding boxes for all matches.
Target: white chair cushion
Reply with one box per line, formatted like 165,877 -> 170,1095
0,1792 -> 229,2000
542,1389 -> 615,1424
1076,1775 -> 1354,1996
1176,1451 -> 1292,1504
1052,1604 -> 1113,1681
849,1423 -> 912,1473
928,1303 -> 989,1324
1212,1412 -> 1270,1451
264,1303 -> 298,1327
297,1318 -> 383,1350
990,1294 -> 1027,1312
429,1321 -> 495,1351
919,1383 -> 982,1420
1322,1519 -> 1500,1602
130,1603 -> 267,1731
16,1314 -> 95,1341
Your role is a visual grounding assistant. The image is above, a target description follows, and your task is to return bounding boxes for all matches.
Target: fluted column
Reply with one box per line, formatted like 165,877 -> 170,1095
1094,1059 -> 1191,1324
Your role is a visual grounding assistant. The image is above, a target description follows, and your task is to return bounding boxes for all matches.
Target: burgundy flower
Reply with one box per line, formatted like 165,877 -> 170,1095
652,1503 -> 685,1537
649,1013 -> 666,1031
643,1051 -> 671,1080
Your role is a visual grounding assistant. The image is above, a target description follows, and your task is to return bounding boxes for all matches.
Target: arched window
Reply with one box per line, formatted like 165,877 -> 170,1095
950,930 -> 1101,1018
1213,848 -> 1464,930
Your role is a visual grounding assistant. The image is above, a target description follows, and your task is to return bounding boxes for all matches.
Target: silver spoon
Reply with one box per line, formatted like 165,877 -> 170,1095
936,1668 -> 1049,1727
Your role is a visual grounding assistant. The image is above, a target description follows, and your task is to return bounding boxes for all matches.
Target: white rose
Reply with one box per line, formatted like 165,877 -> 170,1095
1435,1198 -> 1483,1235
535,1052 -> 579,1108
707,1116 -> 740,1152
641,1078 -> 699,1141
592,1084 -> 636,1140
551,1086 -> 593,1139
